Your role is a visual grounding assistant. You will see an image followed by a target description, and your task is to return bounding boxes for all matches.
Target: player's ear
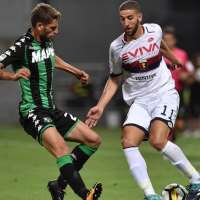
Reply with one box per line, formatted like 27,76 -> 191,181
138,13 -> 143,23
36,22 -> 44,32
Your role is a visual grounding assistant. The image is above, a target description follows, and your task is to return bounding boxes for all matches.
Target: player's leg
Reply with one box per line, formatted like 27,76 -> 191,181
150,119 -> 200,200
149,91 -> 200,200
20,109 -> 66,200
54,121 -> 102,192
42,127 -> 92,199
168,128 -> 176,141
67,120 -> 101,168
49,110 -> 102,199
56,109 -> 101,170
122,102 -> 161,200
20,109 -> 93,200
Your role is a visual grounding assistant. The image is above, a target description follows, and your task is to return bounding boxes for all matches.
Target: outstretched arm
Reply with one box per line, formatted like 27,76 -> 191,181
85,75 -> 122,128
160,39 -> 182,68
55,55 -> 89,84
96,75 -> 121,109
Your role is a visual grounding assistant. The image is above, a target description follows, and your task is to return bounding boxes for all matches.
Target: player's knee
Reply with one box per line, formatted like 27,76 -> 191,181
149,138 -> 166,151
85,132 -> 102,148
53,143 -> 69,157
90,134 -> 102,148
121,137 -> 135,148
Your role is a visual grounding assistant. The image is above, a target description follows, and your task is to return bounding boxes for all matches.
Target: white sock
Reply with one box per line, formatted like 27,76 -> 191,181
162,141 -> 200,183
124,147 -> 155,196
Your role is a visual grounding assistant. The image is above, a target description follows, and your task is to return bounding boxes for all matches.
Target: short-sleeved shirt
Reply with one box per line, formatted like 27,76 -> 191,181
109,23 -> 175,105
0,29 -> 56,117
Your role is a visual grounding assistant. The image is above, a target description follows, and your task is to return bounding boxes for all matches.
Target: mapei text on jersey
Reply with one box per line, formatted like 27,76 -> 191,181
32,47 -> 55,63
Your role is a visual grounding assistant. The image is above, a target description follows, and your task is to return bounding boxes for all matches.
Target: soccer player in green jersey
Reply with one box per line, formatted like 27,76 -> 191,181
0,3 -> 102,200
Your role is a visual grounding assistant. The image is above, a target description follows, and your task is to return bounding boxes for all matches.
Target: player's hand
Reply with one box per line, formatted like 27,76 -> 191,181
13,68 -> 31,80
85,105 -> 104,128
77,70 -> 90,85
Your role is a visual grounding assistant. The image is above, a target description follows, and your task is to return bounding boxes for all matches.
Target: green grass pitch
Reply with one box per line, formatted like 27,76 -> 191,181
0,126 -> 199,199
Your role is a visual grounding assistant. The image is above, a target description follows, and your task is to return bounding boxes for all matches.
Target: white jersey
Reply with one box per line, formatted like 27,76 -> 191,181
109,23 -> 175,105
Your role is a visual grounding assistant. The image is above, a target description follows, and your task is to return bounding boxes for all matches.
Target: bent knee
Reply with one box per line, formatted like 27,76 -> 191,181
149,138 -> 167,151
86,133 -> 102,148
121,137 -> 138,148
50,142 -> 69,158
92,134 -> 102,147
55,147 -> 69,157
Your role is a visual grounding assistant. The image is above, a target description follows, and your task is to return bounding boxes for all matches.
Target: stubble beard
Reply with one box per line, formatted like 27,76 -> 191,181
39,32 -> 49,42
125,19 -> 140,37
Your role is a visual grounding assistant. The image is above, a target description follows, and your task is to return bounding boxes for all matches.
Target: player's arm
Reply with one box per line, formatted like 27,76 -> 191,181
0,37 -> 31,81
0,65 -> 30,81
0,70 -> 17,80
160,39 -> 182,68
85,75 -> 122,128
0,63 -> 15,80
0,57 -> 30,81
55,55 -> 89,84
96,75 -> 121,110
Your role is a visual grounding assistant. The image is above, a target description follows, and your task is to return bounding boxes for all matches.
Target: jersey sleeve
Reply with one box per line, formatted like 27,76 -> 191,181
109,43 -> 123,77
148,23 -> 163,40
0,37 -> 26,69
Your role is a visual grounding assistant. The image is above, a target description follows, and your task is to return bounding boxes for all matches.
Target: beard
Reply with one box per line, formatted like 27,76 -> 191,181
125,19 -> 140,37
39,28 -> 54,42
39,32 -> 49,43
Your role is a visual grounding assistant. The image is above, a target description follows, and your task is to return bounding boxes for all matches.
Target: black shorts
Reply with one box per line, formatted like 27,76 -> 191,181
19,107 -> 79,145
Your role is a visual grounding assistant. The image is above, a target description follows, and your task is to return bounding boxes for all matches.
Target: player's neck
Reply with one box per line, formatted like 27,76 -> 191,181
126,25 -> 144,42
31,28 -> 42,42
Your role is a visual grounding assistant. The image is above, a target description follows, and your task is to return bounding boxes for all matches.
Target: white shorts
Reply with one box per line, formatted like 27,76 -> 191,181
123,90 -> 180,134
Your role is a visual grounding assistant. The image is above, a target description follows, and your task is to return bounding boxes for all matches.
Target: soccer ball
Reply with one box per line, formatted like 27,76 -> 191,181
161,183 -> 188,200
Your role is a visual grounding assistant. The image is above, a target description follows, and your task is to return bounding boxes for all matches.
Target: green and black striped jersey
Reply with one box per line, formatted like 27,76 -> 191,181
0,29 -> 56,117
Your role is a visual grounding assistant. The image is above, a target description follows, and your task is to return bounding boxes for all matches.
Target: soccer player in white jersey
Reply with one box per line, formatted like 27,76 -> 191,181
86,1 -> 200,200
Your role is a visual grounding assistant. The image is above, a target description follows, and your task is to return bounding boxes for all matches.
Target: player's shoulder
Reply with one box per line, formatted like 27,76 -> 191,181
0,29 -> 34,65
143,23 -> 162,33
110,33 -> 124,51
14,29 -> 34,48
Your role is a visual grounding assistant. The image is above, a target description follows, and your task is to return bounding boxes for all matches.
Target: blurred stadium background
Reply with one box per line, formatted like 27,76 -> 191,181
0,0 -> 200,199
0,0 -> 200,126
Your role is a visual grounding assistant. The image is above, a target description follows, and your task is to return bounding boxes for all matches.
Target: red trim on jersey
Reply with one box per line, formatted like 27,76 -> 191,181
122,53 -> 162,73
147,53 -> 162,65
127,53 -> 161,68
